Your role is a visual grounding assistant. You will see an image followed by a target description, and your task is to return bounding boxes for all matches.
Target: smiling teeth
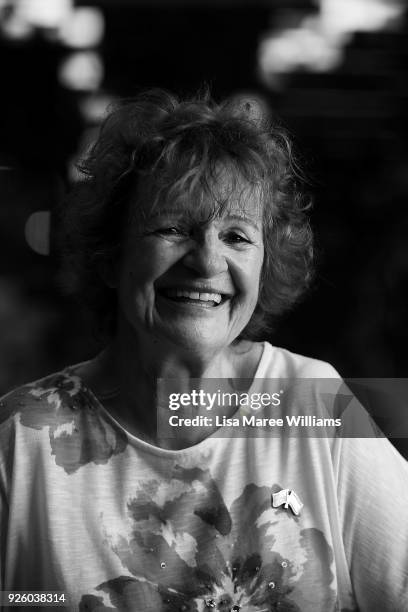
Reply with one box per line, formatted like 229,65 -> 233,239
165,289 -> 223,304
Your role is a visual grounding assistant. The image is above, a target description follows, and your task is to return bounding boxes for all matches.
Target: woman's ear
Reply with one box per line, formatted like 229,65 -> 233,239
98,257 -> 119,289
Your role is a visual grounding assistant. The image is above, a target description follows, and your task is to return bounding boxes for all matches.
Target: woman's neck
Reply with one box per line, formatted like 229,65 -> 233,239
81,327 -> 263,450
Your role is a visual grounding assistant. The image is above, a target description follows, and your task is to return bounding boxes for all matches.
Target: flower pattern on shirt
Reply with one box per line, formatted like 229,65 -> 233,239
79,465 -> 336,611
4,371 -> 128,473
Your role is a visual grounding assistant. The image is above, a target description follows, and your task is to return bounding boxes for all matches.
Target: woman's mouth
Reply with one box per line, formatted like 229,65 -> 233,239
158,288 -> 229,308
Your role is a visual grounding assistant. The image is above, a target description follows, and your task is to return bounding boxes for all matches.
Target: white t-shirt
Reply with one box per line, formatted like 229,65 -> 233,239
1,342 -> 407,611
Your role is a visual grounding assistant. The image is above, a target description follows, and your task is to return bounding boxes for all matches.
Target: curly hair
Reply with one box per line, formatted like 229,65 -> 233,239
59,88 -> 314,341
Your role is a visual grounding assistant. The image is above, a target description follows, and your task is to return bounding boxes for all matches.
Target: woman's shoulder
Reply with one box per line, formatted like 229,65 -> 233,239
0,362 -> 128,483
260,341 -> 341,379
0,364 -> 90,433
0,366 -> 88,476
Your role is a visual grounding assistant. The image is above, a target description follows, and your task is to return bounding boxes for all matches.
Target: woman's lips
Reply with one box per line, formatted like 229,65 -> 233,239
164,288 -> 222,304
158,288 -> 230,308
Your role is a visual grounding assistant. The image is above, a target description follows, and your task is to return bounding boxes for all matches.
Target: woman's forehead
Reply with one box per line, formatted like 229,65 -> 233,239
133,171 -> 264,225
156,195 -> 262,221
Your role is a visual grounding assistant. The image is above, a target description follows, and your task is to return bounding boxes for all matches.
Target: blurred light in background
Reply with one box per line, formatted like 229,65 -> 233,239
1,2 -> 104,47
259,0 -> 405,87
0,0 -> 34,40
78,93 -> 114,123
259,23 -> 344,80
58,51 -> 104,90
58,7 -> 104,49
24,210 -> 51,256
320,0 -> 404,35
0,14 -> 33,40
17,0 -> 72,29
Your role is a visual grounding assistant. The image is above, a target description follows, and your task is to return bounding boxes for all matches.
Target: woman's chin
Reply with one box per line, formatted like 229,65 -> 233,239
156,323 -> 229,357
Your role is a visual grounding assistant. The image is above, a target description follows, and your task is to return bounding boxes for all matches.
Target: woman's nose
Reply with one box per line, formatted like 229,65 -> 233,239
183,232 -> 228,277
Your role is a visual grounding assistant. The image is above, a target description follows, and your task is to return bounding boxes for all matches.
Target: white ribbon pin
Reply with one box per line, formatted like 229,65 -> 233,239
272,489 -> 303,516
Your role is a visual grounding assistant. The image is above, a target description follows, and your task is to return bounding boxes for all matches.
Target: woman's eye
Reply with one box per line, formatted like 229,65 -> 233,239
156,226 -> 186,237
224,231 -> 251,245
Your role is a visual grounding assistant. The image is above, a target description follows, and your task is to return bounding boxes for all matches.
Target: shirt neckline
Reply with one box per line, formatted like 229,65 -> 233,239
76,341 -> 273,458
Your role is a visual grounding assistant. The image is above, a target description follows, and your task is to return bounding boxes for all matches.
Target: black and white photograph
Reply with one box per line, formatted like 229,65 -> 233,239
1,0 -> 408,610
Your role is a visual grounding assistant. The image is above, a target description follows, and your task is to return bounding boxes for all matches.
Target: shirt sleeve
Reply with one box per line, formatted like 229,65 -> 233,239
334,435 -> 408,611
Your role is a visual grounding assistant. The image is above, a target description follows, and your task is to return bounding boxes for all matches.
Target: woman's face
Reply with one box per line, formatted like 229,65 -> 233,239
116,187 -> 264,355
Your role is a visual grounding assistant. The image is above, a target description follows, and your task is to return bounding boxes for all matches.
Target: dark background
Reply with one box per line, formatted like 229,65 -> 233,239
1,0 -> 408,453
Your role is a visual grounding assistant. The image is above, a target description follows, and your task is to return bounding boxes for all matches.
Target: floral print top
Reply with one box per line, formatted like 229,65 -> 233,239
1,343 -> 407,611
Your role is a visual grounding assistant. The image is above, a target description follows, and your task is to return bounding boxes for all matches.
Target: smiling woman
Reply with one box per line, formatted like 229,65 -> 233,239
61,89 -> 313,345
117,195 -> 264,357
1,90 -> 407,611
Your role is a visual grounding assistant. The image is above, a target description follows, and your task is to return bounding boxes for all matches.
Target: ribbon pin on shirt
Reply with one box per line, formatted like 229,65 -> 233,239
272,489 -> 303,516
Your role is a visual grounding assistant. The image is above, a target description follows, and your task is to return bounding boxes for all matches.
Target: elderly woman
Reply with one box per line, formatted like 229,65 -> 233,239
0,90 -> 407,611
